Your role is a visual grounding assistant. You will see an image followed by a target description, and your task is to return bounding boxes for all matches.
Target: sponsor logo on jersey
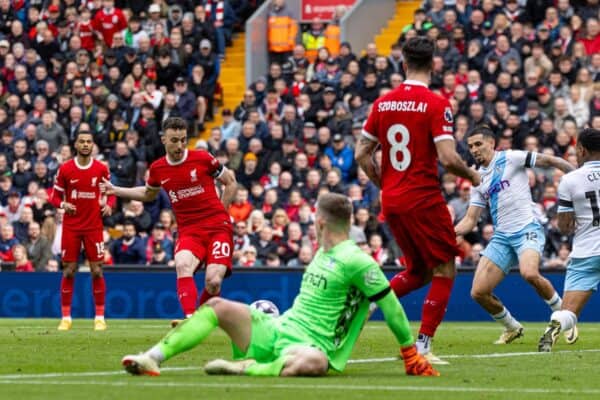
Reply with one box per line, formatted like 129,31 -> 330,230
70,179 -> 79,184
482,180 -> 511,200
303,271 -> 328,290
169,185 -> 206,203
161,178 -> 171,185
377,101 -> 428,113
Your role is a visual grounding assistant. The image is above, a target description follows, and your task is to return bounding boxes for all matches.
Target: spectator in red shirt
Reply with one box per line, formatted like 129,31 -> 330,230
92,0 -> 127,48
12,244 -> 33,272
579,17 -> 600,55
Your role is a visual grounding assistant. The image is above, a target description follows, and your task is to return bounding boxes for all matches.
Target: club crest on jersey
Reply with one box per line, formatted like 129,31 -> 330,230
444,107 -> 453,123
91,177 -> 97,187
190,168 -> 198,182
71,189 -> 77,199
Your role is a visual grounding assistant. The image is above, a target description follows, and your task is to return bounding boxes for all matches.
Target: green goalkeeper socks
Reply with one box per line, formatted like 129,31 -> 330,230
244,356 -> 289,376
156,306 -> 219,361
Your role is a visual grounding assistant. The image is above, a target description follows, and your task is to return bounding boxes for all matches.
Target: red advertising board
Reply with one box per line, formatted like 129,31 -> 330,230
301,0 -> 357,21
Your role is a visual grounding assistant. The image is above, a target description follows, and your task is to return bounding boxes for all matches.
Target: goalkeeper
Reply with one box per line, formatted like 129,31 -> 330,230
122,193 -> 439,377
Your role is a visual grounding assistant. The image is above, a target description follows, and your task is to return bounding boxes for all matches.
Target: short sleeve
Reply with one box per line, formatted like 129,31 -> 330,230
54,166 -> 65,192
102,163 -> 111,181
507,150 -> 537,168
557,176 -> 574,213
470,186 -> 487,208
361,102 -> 380,143
146,162 -> 161,189
430,97 -> 455,143
205,151 -> 225,179
349,252 -> 391,301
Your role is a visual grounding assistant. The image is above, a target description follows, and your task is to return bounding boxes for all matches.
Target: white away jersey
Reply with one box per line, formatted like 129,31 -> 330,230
470,150 -> 537,233
557,161 -> 600,258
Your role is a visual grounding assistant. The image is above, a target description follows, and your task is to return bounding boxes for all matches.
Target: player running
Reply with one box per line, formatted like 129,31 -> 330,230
102,117 -> 237,320
355,37 -> 480,364
50,130 -> 112,331
121,193 -> 439,377
455,125 -> 576,344
538,128 -> 600,352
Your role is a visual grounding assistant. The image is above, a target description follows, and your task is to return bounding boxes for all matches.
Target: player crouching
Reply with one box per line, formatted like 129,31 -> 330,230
122,193 -> 439,377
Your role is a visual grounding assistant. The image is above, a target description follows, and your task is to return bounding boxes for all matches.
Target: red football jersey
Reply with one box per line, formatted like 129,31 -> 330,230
362,80 -> 454,212
147,149 -> 230,234
53,159 -> 110,231
91,7 -> 127,47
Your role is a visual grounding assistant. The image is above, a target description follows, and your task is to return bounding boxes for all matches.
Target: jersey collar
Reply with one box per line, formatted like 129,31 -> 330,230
166,149 -> 189,166
479,151 -> 498,172
403,79 -> 428,88
584,161 -> 600,167
74,157 -> 93,170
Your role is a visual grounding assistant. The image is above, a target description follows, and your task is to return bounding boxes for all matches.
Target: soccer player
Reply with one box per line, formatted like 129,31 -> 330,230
50,130 -> 112,331
102,117 -> 237,320
354,37 -> 480,364
538,128 -> 600,352
121,193 -> 439,377
455,125 -> 575,344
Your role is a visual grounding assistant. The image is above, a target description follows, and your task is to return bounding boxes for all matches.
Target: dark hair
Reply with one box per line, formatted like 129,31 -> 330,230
578,128 -> 600,153
468,124 -> 496,141
162,117 -> 187,132
316,192 -> 353,232
75,129 -> 94,142
402,37 -> 435,72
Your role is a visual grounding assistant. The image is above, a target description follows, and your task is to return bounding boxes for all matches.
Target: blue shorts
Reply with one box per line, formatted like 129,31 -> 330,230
564,256 -> 600,292
481,222 -> 546,274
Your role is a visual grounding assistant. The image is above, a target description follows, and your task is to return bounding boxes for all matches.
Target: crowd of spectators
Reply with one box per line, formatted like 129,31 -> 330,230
0,0 -> 598,272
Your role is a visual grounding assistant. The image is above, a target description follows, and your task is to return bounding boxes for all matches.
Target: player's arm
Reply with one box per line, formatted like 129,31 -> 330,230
556,176 -> 576,234
454,205 -> 484,236
531,152 -> 575,173
101,178 -> 160,202
217,167 -> 237,209
50,169 -> 76,214
436,139 -> 481,186
375,288 -> 414,347
354,135 -> 381,188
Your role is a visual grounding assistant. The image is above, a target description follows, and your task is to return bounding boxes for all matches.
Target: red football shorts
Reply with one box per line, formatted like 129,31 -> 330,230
61,229 -> 104,263
385,202 -> 459,273
175,226 -> 234,274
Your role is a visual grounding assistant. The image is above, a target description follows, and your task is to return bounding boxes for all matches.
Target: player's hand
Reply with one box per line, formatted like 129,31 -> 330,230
62,202 -> 77,215
401,345 -> 440,377
101,204 -> 112,217
469,169 -> 481,187
100,177 -> 115,195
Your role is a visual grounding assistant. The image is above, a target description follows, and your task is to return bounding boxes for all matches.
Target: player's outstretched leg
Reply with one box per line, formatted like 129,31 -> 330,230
471,257 -> 523,344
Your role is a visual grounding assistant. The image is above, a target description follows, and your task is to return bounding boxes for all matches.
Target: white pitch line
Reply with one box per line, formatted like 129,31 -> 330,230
0,379 -> 600,395
0,367 -> 198,380
347,348 -> 600,364
2,348 -> 600,380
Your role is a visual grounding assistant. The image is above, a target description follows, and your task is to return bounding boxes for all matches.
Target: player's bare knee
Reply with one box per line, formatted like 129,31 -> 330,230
520,269 -> 540,284
175,261 -> 194,277
204,296 -> 223,308
62,263 -> 77,278
470,287 -> 489,303
205,277 -> 222,294
433,261 -> 456,279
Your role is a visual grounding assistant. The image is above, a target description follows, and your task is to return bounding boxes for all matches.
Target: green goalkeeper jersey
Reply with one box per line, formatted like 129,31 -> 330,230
279,239 -> 390,371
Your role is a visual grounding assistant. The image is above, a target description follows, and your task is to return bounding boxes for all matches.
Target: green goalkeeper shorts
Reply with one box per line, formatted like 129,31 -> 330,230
231,307 -> 319,363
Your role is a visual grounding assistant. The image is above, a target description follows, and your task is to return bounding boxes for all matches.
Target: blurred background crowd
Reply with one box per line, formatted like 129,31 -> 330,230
0,0 -> 598,271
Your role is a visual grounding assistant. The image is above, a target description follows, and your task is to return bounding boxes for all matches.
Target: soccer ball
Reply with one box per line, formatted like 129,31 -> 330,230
250,300 -> 280,317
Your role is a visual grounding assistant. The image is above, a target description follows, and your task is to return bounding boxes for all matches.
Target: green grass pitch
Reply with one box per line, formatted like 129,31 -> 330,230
2,319 -> 600,400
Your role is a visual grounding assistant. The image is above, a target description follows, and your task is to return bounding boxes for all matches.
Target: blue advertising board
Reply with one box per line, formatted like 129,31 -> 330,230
0,271 -> 598,321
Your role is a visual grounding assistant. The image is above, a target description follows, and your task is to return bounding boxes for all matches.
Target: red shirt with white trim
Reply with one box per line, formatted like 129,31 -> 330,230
362,79 -> 454,213
53,159 -> 110,231
146,149 -> 230,234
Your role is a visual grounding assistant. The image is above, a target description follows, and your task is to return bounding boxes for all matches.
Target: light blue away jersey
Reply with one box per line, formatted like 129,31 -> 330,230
470,150 -> 537,233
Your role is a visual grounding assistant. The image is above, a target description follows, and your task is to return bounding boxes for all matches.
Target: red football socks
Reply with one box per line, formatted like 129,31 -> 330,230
92,276 -> 106,318
420,276 -> 454,337
60,276 -> 74,318
177,277 -> 198,316
198,288 -> 220,306
390,270 -> 425,297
